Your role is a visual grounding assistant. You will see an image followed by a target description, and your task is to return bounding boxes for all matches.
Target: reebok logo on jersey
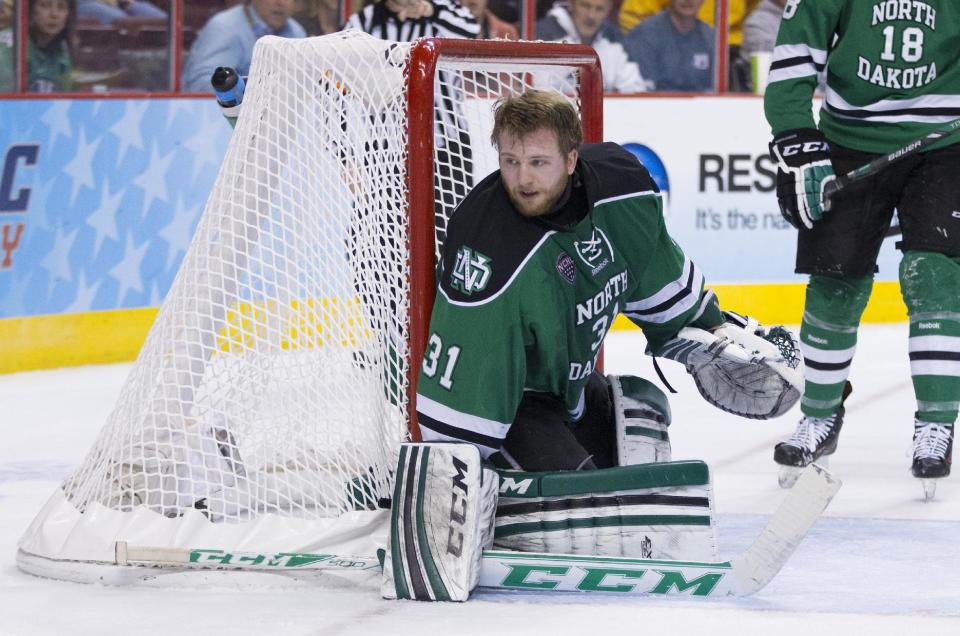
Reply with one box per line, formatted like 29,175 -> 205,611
451,246 -> 492,295
557,252 -> 576,284
918,322 -> 941,330
574,228 -> 615,275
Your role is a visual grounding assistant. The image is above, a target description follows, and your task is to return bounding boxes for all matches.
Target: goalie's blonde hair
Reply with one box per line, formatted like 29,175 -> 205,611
491,90 -> 582,154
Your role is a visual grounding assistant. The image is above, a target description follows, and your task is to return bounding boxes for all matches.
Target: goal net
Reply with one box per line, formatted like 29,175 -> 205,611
17,31 -> 602,583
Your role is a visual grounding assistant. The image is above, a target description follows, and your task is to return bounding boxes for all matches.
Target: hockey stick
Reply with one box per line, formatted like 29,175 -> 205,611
481,463 -> 840,596
117,464 -> 840,597
823,117 -> 960,212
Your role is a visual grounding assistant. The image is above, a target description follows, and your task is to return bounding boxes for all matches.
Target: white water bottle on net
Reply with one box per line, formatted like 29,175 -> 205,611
17,31 -> 602,583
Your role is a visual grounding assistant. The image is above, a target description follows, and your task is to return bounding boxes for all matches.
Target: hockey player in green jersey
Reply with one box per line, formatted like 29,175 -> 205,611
414,90 -> 803,473
765,0 -> 960,498
376,91 -> 808,598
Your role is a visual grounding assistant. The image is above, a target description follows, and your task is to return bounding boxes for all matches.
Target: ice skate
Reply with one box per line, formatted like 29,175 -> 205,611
775,382 -> 851,488
912,420 -> 953,502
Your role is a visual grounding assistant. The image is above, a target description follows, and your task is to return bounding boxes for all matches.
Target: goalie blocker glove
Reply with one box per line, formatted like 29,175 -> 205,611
654,312 -> 803,420
769,128 -> 836,229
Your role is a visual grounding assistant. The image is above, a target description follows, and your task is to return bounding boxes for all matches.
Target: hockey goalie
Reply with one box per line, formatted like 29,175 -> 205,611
380,90 -> 807,601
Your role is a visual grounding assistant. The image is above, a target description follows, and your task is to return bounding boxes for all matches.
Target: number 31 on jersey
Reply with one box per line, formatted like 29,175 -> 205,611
422,334 -> 461,390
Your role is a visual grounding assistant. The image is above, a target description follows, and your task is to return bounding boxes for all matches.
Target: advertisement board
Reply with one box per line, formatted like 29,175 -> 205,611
0,95 -> 906,372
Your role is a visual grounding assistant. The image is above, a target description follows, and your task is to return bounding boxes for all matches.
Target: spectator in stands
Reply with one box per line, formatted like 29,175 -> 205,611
182,0 -> 305,93
623,0 -> 713,92
485,0 -> 553,25
0,0 -> 75,91
0,0 -> 12,91
619,0 -> 759,89
1,0 -> 12,29
293,0 -> 340,36
618,0 -> 758,45
739,0 -> 784,72
460,0 -> 518,39
76,0 -> 165,25
0,38 -> 9,93
536,0 -> 648,93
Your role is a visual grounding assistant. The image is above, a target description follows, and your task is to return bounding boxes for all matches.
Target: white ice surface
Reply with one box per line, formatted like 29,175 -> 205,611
1,324 -> 958,635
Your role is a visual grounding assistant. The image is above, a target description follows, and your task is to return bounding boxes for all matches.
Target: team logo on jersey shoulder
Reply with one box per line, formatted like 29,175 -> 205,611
557,252 -> 576,284
451,246 -> 492,295
574,228 -> 615,275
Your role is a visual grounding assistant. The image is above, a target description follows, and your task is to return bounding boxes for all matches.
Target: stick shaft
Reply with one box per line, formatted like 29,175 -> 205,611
825,118 -> 960,204
121,544 -> 739,596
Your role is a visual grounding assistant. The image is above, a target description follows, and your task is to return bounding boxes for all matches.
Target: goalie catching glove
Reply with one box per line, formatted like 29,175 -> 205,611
770,128 -> 836,229
654,312 -> 803,419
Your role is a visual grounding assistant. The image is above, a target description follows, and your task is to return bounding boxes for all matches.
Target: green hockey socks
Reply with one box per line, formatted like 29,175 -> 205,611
900,251 -> 960,425
798,274 -> 872,418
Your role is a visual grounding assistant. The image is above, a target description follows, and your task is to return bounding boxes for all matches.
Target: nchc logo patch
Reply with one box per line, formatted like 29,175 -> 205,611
556,252 -> 576,284
451,246 -> 492,295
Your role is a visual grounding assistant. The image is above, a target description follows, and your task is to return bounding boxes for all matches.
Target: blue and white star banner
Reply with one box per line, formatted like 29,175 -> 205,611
0,98 -> 231,319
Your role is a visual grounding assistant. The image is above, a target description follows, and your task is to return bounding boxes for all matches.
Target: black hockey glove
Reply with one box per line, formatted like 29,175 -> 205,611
769,128 -> 836,230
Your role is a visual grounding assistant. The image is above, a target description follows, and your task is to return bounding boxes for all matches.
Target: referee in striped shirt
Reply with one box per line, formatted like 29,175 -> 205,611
345,0 -> 481,241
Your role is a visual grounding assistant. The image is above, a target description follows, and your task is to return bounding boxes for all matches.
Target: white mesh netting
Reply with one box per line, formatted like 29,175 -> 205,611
18,31 -> 587,575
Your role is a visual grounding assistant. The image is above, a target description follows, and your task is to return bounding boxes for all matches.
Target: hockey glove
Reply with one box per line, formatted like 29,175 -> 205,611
769,128 -> 836,229
654,313 -> 803,420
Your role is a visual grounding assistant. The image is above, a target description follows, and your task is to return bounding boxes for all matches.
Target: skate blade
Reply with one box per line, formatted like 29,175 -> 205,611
778,466 -> 802,489
920,478 -> 938,502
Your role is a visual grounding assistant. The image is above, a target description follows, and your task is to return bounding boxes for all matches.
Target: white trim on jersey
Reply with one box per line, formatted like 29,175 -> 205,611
568,387 -> 586,421
768,64 -> 820,84
767,43 -> 827,85
417,393 -> 511,440
593,189 -> 661,209
825,89 -> 960,124
623,257 -> 703,325
772,43 -> 828,65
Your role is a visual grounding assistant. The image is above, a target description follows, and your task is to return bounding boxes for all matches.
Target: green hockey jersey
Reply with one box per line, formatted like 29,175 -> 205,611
764,0 -> 960,153
415,143 -> 722,457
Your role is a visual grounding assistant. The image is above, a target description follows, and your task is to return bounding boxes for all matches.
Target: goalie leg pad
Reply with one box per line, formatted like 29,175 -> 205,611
610,374 -> 672,465
382,443 -> 497,601
494,461 -> 718,561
